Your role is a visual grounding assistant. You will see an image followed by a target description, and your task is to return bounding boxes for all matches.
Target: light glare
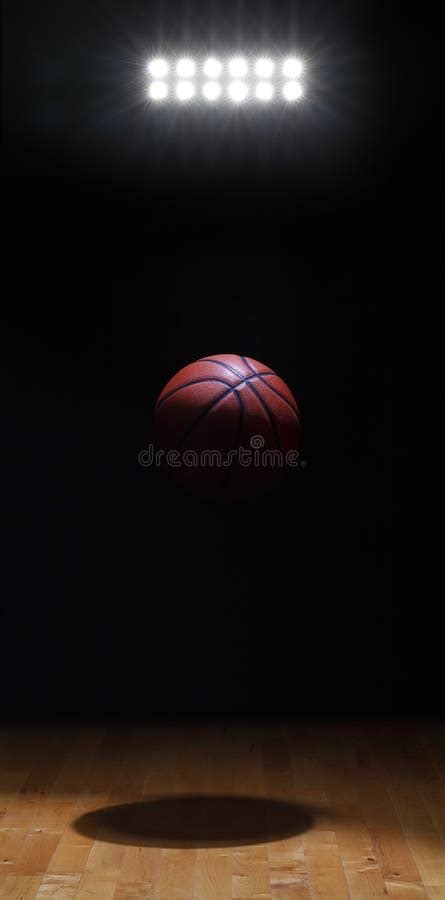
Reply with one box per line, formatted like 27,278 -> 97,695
149,81 -> 168,101
255,81 -> 274,102
202,81 -> 222,101
203,57 -> 222,78
146,54 -> 307,106
283,81 -> 303,101
176,80 -> 195,100
255,58 -> 275,78
283,57 -> 303,78
148,58 -> 169,78
228,57 -> 248,77
228,80 -> 248,103
176,57 -> 196,77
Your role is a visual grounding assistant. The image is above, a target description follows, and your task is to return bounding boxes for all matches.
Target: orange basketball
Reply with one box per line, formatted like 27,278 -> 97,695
154,354 -> 301,500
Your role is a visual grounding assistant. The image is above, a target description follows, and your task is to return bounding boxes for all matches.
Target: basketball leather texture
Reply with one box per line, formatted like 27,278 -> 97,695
154,354 -> 301,500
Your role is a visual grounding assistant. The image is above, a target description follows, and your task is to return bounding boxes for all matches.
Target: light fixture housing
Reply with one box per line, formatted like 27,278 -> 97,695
146,54 -> 305,105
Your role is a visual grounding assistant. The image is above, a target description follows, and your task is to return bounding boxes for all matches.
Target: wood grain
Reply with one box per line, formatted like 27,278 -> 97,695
0,722 -> 443,898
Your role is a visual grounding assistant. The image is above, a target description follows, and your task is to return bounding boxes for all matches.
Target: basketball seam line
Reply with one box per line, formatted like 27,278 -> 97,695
157,370 -> 275,411
260,378 -> 300,421
201,356 -> 300,420
156,377 -> 232,409
245,379 -> 282,451
177,378 -> 258,450
158,362 -> 296,458
200,357 -> 253,378
217,387 -> 245,496
241,356 -> 282,451
240,355 -> 257,375
240,355 -> 300,419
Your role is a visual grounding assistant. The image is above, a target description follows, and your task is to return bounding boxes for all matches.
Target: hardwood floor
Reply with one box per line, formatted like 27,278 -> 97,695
1,722 -> 444,899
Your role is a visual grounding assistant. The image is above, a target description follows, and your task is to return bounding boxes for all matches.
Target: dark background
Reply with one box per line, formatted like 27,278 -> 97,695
2,0 -> 440,721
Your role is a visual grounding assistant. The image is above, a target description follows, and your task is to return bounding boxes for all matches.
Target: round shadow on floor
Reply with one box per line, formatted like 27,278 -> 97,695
74,794 -> 314,848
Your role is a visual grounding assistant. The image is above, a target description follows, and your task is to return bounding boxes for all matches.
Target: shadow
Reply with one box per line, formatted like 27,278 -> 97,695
74,794 -> 315,848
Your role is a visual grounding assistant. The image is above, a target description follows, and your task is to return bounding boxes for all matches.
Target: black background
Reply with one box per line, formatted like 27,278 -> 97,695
2,0 -> 440,721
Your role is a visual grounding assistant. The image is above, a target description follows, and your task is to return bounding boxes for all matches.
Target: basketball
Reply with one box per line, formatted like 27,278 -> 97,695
154,354 -> 301,500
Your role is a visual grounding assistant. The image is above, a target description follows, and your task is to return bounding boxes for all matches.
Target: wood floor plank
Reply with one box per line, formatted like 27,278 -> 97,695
344,863 -> 385,900
114,845 -> 160,898
388,785 -> 437,835
0,723 -> 443,898
343,863 -> 390,900
0,773 -> 30,814
232,844 -> 270,897
75,838 -> 126,900
263,728 -> 293,775
369,827 -> 422,885
45,842 -> 91,875
420,787 -> 445,841
54,734 -> 124,853
0,827 -> 28,879
285,732 -> 333,830
193,847 -> 232,900
233,731 -> 266,799
35,873 -> 81,898
1,797 -> 40,831
47,733 -> 103,799
1,874 -> 44,898
385,882 -> 429,897
271,890 -> 310,900
114,881 -> 156,899
367,725 -> 436,787
331,798 -> 389,899
152,848 -> 196,899
406,834 -> 445,886
75,875 -> 118,900
14,830 -> 62,876
337,825 -> 388,898
33,802 -> 75,834
51,801 -> 96,850
302,830 -> 350,900
267,836 -> 307,889
358,781 -> 423,885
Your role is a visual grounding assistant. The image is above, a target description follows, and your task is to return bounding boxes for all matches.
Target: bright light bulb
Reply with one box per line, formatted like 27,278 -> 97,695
176,80 -> 195,101
202,81 -> 222,101
283,80 -> 303,101
228,57 -> 248,77
282,57 -> 303,78
228,80 -> 248,103
255,57 -> 275,78
255,81 -> 274,101
149,81 -> 168,101
176,57 -> 196,78
148,58 -> 169,78
203,57 -> 222,78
